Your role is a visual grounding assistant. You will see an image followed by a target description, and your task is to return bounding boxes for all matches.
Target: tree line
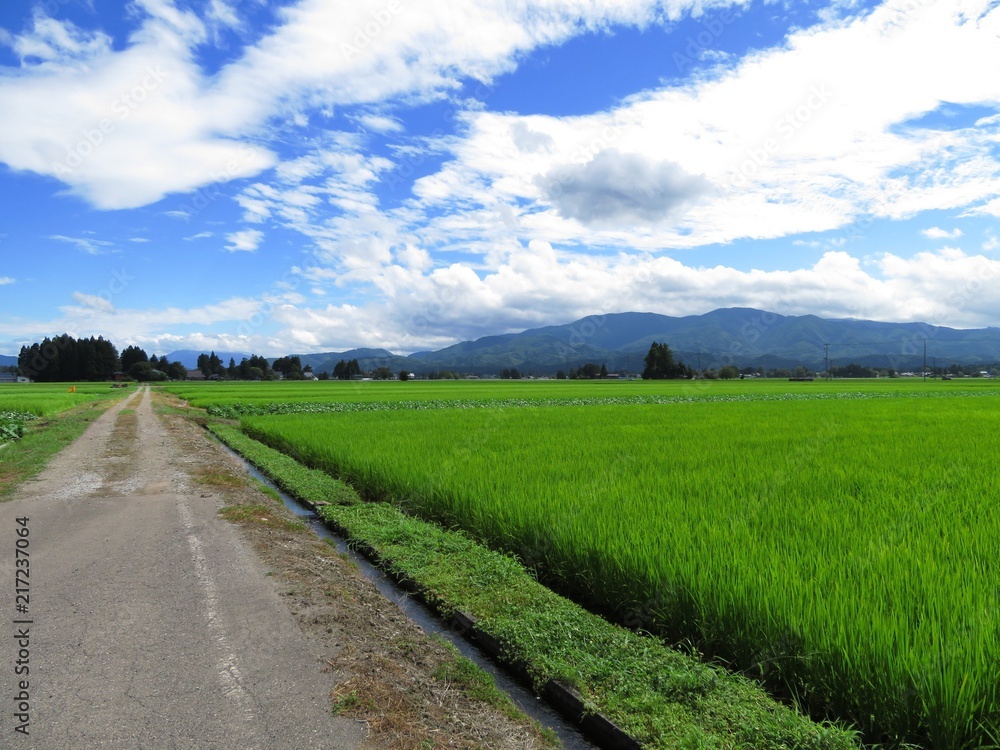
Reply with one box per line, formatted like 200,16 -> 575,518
19,335 -> 120,382
14,336 -> 317,383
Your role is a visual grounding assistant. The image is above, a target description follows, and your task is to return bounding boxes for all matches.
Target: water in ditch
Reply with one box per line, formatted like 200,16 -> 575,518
223,446 -> 598,749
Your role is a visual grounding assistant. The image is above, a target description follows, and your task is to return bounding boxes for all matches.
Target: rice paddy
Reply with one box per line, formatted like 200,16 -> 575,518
171,377 -> 1000,747
0,382 -> 128,443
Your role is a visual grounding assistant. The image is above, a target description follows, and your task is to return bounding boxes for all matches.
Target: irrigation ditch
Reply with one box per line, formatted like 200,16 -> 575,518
211,434 -> 625,750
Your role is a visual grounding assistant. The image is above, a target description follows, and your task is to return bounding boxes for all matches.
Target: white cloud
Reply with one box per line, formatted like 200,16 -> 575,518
224,229 -> 263,252
0,277 -> 14,285
922,227 -> 963,239
965,196 -> 1000,217
399,0 -> 1000,251
271,245 -> 1000,353
0,7 -> 273,210
7,245 -> 1000,357
205,0 -> 242,33
0,0 -> 743,210
356,113 -> 404,134
49,234 -> 116,255
6,15 -> 113,67
129,236 -> 151,243
70,291 -> 115,313
539,149 -> 712,226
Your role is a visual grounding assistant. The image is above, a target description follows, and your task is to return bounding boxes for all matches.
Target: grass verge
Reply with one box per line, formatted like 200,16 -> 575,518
0,399 -> 116,502
210,423 -> 860,750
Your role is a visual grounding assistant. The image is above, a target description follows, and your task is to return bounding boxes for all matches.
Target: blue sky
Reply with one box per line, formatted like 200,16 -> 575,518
0,0 -> 998,357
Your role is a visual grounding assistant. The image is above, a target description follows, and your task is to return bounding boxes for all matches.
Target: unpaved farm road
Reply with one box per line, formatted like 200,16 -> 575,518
0,388 -> 364,750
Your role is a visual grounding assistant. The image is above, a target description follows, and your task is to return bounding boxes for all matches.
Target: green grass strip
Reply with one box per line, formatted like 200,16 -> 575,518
209,423 -> 360,507
211,423 -> 859,750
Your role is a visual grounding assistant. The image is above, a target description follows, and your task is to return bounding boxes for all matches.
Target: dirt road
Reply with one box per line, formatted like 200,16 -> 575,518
0,388 -> 365,749
1,387 -> 551,750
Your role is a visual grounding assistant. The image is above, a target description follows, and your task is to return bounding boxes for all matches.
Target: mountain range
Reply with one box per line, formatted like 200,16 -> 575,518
271,308 -> 1000,375
10,308 -> 1000,375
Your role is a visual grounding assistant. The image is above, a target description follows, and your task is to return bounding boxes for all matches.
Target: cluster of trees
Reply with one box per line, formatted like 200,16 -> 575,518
19,335 -> 119,382
699,364 -> 742,380
642,342 -> 693,380
227,355 -> 277,380
574,363 -> 611,379
331,359 -> 412,381
191,353 -> 315,381
426,370 -> 463,380
332,358 -> 362,380
196,352 -> 228,378
122,345 -> 188,381
272,356 -> 310,380
828,363 -> 879,378
499,368 -> 522,379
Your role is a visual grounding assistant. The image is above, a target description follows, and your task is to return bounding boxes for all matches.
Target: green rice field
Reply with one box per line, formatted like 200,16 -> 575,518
0,382 -> 129,442
169,378 -> 1000,747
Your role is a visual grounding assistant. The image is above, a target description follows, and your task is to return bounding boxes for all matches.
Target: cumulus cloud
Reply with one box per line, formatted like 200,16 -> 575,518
271,246 -> 1000,354
0,0 -> 734,210
8,244 -> 1000,357
224,229 -> 263,252
540,150 -> 711,226
510,122 -> 554,153
405,0 -> 1000,251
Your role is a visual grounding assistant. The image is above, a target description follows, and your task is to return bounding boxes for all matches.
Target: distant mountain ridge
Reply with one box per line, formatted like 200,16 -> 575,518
291,308 -> 1000,375
0,354 -> 17,367
8,309 -> 1000,375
